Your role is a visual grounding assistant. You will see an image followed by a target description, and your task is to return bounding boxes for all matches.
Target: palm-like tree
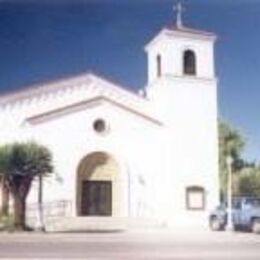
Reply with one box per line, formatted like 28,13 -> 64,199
0,175 -> 10,216
0,142 -> 53,230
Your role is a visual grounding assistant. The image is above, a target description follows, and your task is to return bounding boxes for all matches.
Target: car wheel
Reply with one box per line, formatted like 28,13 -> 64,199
251,219 -> 260,234
210,217 -> 223,231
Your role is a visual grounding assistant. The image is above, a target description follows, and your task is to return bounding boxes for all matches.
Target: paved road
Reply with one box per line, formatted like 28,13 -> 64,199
0,230 -> 260,259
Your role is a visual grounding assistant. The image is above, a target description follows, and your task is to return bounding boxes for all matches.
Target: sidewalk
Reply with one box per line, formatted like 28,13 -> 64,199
0,227 -> 259,243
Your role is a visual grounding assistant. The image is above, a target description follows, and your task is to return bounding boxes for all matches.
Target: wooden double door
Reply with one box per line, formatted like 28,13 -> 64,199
81,180 -> 112,216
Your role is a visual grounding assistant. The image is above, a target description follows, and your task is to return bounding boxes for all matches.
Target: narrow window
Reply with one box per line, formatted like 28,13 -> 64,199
156,54 -> 162,77
186,186 -> 205,210
183,50 -> 196,75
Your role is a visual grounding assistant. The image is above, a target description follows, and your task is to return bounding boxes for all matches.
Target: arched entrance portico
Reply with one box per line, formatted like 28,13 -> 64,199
76,152 -> 121,217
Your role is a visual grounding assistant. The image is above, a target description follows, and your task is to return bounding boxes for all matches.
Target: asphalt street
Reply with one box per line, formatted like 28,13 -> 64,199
0,229 -> 259,259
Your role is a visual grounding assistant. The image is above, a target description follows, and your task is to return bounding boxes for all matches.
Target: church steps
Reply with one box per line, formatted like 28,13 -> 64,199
30,217 -> 163,232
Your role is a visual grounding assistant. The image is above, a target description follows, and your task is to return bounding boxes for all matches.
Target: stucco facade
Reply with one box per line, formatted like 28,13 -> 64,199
0,23 -> 219,230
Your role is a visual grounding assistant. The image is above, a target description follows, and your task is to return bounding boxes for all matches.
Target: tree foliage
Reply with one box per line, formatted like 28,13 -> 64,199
219,120 -> 245,160
239,167 -> 260,197
218,120 -> 245,198
218,120 -> 260,198
0,142 -> 53,230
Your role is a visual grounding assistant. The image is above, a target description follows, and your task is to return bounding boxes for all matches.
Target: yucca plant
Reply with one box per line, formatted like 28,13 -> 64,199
0,142 -> 53,230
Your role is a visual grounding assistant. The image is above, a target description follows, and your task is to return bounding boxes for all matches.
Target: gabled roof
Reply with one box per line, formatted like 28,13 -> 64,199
0,71 -> 142,106
0,72 -> 161,126
27,95 -> 162,126
166,25 -> 216,37
145,25 -> 216,51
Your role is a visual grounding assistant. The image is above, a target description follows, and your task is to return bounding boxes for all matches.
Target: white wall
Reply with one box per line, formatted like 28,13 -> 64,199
21,100 -> 164,220
145,74 -> 219,227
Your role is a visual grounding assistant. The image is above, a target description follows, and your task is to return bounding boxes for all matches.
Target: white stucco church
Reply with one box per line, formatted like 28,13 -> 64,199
0,6 -> 219,230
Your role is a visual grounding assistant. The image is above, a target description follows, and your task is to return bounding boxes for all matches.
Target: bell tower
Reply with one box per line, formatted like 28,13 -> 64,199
145,3 -> 216,86
144,3 -> 219,225
144,2 -> 217,122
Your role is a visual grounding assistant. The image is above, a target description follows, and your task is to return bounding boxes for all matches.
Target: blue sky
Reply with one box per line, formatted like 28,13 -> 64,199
0,0 -> 260,161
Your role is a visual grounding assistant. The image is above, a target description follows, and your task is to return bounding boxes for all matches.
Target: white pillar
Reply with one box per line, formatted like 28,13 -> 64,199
226,156 -> 233,231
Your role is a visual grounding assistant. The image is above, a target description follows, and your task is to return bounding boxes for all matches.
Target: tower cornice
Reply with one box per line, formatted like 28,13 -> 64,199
145,26 -> 216,52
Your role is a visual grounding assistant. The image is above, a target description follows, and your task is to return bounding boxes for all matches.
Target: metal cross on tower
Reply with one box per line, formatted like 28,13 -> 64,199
173,2 -> 185,28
